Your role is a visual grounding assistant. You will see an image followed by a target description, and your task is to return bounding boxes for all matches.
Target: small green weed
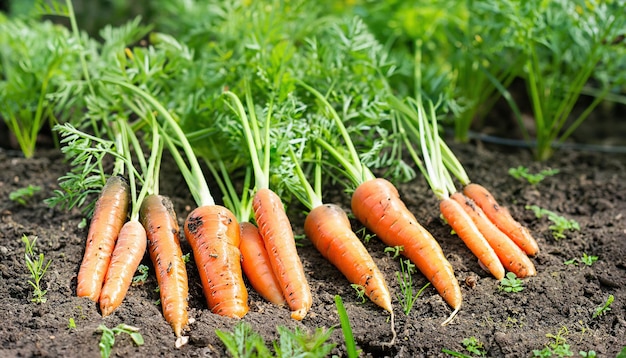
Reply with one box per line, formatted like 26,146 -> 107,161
526,205 -> 580,240
10,185 -> 42,205
498,272 -> 524,293
463,336 -> 487,356
532,327 -> 573,357
579,350 -> 596,358
22,235 -> 52,303
509,166 -> 559,185
131,264 -> 149,286
592,294 -> 614,319
384,245 -> 403,259
67,317 -> 76,330
97,324 -> 144,358
396,259 -> 430,315
564,253 -> 598,267
350,284 -> 366,304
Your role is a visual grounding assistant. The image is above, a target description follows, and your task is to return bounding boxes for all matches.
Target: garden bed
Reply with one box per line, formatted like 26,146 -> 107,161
1,139 -> 624,357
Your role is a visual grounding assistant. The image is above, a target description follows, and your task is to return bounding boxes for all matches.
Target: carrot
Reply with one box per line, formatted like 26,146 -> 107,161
351,178 -> 462,312
463,183 -> 539,256
451,193 -> 536,278
440,197 -> 505,280
99,220 -> 147,316
239,221 -> 286,306
140,194 -> 189,345
253,188 -> 312,321
76,175 -> 130,301
184,205 -> 249,318
304,203 -> 392,313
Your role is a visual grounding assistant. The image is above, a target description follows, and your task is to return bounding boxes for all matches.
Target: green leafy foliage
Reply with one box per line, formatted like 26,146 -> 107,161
396,259 -> 430,315
97,324 -> 144,358
462,337 -> 487,357
9,185 -> 42,205
564,253 -> 598,266
508,166 -> 560,185
532,328 -> 573,357
22,235 -> 52,303
131,264 -> 149,286
498,272 -> 524,293
592,294 -> 614,319
526,205 -> 580,240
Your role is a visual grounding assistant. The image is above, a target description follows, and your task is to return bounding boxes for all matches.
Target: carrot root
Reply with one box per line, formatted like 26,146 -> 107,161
184,205 -> 249,318
463,183 -> 539,256
140,194 -> 189,340
304,203 -> 392,313
77,175 -> 130,301
351,178 -> 462,312
253,188 -> 312,320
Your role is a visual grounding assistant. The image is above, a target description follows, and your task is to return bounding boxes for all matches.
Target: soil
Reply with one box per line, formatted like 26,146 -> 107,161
1,136 -> 625,357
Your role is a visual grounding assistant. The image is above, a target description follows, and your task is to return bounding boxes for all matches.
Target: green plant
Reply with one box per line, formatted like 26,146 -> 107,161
97,324 -> 144,358
22,235 -> 52,303
334,295 -> 360,358
526,205 -> 580,240
462,337 -> 487,356
384,245 -> 404,259
216,321 -> 335,358
592,294 -> 614,319
564,253 -> 598,266
350,284 -> 366,304
396,259 -> 431,315
508,166 -> 559,185
131,264 -> 149,286
67,317 -> 76,330
578,350 -> 596,358
532,327 -> 573,357
9,185 -> 42,205
498,272 -> 524,293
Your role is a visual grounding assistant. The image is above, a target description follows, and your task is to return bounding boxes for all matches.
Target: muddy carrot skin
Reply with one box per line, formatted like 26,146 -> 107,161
184,205 -> 249,318
77,175 -> 130,301
140,194 -> 189,342
239,222 -> 286,306
99,220 -> 147,316
351,178 -> 462,311
451,193 -> 536,278
253,188 -> 312,320
463,183 -> 539,256
304,203 -> 392,313
440,197 -> 505,280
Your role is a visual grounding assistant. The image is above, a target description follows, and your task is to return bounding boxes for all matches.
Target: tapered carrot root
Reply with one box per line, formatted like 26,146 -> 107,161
77,175 -> 130,301
184,205 -> 249,318
351,178 -> 462,312
440,197 -> 505,280
463,183 -> 539,256
99,220 -> 147,317
451,193 -> 536,278
140,195 -> 189,345
253,188 -> 312,320
304,203 -> 392,313
240,222 -> 286,306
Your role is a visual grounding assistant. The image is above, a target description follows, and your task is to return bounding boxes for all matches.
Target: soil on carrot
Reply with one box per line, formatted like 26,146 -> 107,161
1,139 -> 625,357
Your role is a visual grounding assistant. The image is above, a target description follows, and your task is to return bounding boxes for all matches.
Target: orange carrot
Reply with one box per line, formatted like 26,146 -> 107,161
463,183 -> 539,256
440,197 -> 505,280
77,175 -> 130,301
140,194 -> 189,345
239,221 -> 286,306
304,203 -> 392,313
351,178 -> 462,313
99,220 -> 147,316
184,205 -> 249,318
253,188 -> 312,321
451,193 -> 536,278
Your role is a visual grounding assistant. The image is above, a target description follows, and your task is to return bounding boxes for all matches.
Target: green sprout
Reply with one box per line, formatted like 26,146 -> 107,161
564,253 -> 598,267
462,337 -> 487,356
350,284 -> 366,304
97,324 -> 144,358
131,264 -> 149,286
498,272 -> 524,293
9,185 -> 42,205
68,318 -> 76,330
396,259 -> 430,315
526,205 -> 580,240
592,294 -> 614,319
22,235 -> 52,303
384,245 -> 404,259
508,166 -> 559,185
532,327 -> 573,357
579,350 -> 597,358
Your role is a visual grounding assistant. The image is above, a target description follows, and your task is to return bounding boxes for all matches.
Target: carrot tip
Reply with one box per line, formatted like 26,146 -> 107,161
290,308 -> 308,321
175,336 -> 189,349
441,306 -> 460,326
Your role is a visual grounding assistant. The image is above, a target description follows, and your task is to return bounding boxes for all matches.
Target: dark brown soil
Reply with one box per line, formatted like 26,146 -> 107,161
1,140 -> 625,357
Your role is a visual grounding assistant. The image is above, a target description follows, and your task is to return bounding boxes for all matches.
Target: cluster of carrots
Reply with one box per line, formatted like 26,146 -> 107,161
71,80 -> 539,348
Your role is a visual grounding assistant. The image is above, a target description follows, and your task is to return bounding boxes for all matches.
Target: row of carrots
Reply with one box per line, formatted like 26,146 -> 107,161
69,81 -> 539,348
